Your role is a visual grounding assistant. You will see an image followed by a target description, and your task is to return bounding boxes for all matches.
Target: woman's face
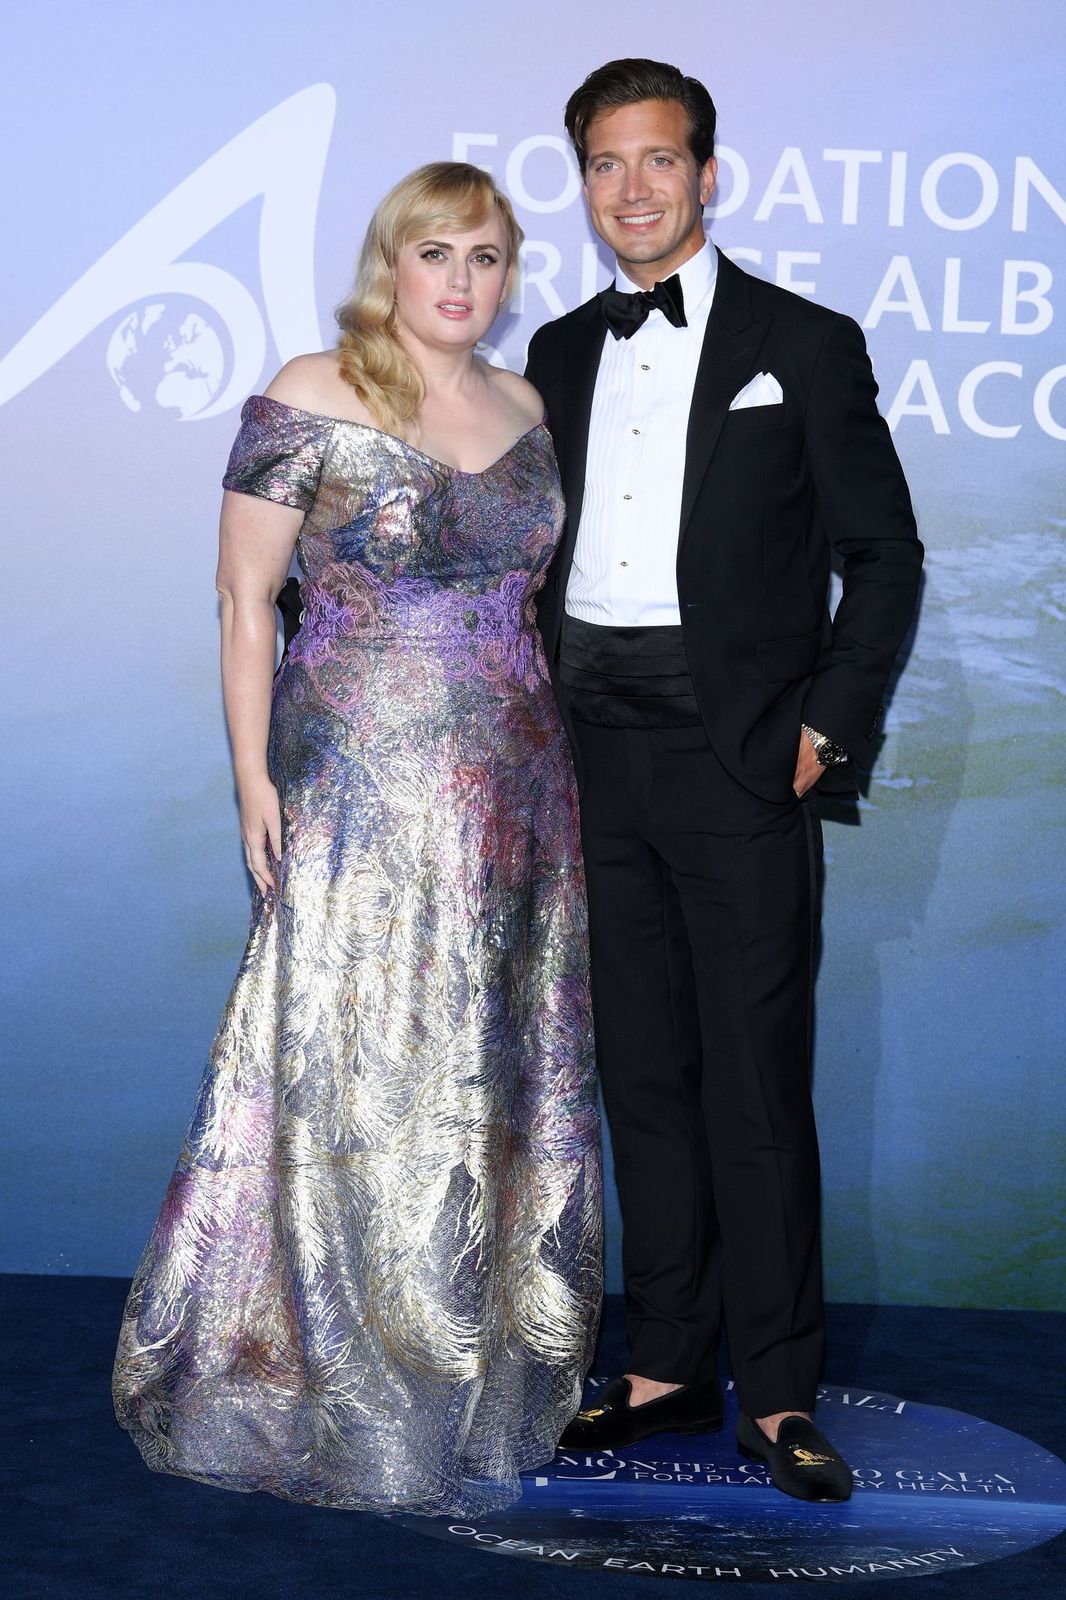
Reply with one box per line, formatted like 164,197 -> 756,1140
392,210 -> 511,352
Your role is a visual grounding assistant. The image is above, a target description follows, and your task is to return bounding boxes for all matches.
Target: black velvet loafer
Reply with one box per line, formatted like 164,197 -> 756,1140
736,1412 -> 853,1502
559,1377 -> 724,1451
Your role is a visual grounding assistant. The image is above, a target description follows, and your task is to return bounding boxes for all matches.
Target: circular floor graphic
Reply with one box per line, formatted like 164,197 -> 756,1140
400,1382 -> 1066,1583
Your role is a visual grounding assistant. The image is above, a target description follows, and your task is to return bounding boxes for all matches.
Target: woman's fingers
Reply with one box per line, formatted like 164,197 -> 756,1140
266,797 -> 283,867
244,820 -> 278,894
246,845 -> 276,896
239,780 -> 283,897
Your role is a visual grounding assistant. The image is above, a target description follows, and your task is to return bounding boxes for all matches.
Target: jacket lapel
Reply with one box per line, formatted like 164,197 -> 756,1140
678,250 -> 771,544
555,301 -> 607,581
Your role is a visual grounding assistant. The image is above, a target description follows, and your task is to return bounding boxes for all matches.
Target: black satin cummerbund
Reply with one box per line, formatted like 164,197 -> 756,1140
559,615 -> 702,728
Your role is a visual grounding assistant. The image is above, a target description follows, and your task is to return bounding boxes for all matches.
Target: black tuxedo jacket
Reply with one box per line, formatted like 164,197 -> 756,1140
525,248 -> 924,801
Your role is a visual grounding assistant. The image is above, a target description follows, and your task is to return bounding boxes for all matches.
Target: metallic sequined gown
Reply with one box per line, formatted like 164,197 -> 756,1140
112,396 -> 602,1516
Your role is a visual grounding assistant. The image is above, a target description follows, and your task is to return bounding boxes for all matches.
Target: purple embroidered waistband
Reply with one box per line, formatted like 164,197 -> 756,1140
289,573 -> 548,691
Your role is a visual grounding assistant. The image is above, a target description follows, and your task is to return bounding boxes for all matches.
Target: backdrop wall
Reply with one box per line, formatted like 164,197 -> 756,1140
4,0 -> 1063,1309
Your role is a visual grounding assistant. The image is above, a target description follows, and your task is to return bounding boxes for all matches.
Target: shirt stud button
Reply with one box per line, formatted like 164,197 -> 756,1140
623,493 -> 632,500
631,427 -> 640,435
620,560 -> 629,568
640,364 -> 650,371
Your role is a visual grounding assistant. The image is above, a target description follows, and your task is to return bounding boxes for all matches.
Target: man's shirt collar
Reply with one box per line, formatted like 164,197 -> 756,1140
615,238 -> 718,315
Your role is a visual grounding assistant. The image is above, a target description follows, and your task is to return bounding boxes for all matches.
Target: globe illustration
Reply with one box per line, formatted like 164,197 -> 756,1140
107,301 -> 226,417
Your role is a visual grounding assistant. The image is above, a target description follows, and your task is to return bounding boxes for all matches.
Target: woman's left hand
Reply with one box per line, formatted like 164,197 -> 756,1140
238,774 -> 283,895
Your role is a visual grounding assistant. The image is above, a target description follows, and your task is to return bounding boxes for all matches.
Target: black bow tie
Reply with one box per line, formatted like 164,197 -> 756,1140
599,274 -> 687,340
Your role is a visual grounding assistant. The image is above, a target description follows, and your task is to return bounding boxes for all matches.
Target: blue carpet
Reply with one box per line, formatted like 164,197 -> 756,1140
3,1275 -> 1063,1598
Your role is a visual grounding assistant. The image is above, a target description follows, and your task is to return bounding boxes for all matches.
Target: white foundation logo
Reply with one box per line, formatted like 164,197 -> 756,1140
0,85 -> 335,421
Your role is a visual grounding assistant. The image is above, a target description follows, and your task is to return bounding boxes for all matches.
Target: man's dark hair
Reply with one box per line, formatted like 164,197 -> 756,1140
564,58 -> 717,173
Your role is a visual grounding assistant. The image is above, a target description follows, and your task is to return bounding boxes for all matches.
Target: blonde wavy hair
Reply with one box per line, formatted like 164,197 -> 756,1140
336,162 -> 523,438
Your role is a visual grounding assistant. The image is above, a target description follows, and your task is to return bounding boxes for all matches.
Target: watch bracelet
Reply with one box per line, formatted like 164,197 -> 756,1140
802,723 -> 849,767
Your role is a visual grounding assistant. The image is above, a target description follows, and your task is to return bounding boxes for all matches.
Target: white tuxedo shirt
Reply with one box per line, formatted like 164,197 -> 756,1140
565,240 -> 718,627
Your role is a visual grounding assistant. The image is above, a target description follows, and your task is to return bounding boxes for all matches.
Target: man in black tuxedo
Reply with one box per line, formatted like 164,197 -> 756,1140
526,59 -> 922,1502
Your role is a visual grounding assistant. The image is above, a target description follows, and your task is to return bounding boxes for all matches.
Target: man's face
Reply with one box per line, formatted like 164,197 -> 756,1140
582,98 -> 717,287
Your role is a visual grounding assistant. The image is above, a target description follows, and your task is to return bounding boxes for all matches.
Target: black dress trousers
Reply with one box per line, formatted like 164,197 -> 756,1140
571,715 -> 826,1417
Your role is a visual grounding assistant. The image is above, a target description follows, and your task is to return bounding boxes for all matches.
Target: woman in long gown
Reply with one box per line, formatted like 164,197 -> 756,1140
112,162 -> 602,1516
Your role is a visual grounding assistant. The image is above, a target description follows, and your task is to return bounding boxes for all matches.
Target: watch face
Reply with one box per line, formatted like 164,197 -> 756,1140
804,726 -> 848,766
821,742 -> 849,766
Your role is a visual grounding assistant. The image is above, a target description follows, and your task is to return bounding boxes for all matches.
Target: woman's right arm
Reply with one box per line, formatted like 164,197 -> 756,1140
215,490 -> 302,895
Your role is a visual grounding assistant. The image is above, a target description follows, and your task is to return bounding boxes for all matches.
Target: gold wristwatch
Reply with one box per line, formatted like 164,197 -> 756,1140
802,724 -> 849,767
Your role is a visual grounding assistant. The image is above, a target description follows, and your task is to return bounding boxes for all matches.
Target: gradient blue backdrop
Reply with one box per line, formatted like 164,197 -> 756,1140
3,0 -> 1063,1308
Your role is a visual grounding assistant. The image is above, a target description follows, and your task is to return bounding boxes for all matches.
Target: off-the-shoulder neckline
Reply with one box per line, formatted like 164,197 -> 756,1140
249,393 -> 548,478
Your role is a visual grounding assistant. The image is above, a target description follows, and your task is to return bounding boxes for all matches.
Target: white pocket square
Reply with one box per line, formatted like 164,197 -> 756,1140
729,372 -> 783,410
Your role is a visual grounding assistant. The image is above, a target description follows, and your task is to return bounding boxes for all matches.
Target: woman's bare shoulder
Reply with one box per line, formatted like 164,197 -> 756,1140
482,363 -> 545,426
262,352 -> 372,423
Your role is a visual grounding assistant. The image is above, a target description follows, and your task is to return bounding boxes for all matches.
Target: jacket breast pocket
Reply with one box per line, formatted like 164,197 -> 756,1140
724,404 -> 789,430
756,630 -> 823,682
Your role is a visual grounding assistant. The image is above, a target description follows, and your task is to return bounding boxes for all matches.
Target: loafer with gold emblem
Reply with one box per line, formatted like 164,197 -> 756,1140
736,1412 -> 853,1501
559,1377 -> 724,1451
